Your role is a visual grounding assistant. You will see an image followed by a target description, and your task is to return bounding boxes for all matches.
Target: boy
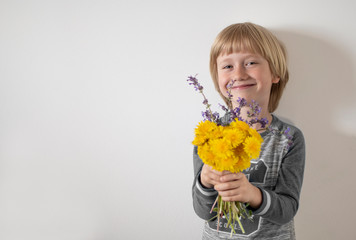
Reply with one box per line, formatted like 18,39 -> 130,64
192,22 -> 305,239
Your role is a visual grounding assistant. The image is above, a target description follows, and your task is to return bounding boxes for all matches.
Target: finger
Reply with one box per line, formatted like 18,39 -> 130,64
211,169 -> 224,176
200,175 -> 214,189
209,179 -> 221,186
214,181 -> 239,191
204,166 -> 225,179
220,194 -> 241,202
201,171 -> 222,187
218,188 -> 239,197
208,173 -> 224,185
220,172 -> 244,182
202,165 -> 221,176
217,188 -> 243,202
203,167 -> 221,181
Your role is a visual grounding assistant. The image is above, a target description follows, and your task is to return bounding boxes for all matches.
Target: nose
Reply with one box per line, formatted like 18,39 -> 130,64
232,65 -> 248,81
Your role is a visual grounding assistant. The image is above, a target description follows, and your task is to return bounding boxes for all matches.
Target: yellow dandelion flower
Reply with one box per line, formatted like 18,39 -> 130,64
192,120 -> 218,146
248,128 -> 263,144
219,145 -> 246,173
240,152 -> 251,163
232,158 -> 251,173
233,144 -> 245,156
215,155 -> 236,172
208,125 -> 224,140
230,119 -> 250,132
192,135 -> 207,146
195,120 -> 217,136
198,143 -> 216,167
210,138 -> 233,159
244,136 -> 262,159
224,127 -> 246,147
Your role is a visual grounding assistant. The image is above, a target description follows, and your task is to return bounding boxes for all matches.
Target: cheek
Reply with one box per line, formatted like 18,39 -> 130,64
217,77 -> 228,97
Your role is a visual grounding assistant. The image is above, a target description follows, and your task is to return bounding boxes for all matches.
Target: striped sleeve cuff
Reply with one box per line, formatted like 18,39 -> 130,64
195,180 -> 217,197
253,188 -> 272,216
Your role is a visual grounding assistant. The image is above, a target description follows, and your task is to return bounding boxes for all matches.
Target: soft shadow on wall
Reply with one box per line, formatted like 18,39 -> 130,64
274,29 -> 356,239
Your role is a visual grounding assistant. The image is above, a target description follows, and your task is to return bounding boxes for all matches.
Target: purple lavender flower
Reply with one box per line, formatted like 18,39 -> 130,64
267,126 -> 294,151
233,107 -> 241,115
230,107 -> 240,122
246,100 -> 262,119
202,110 -> 219,122
219,103 -> 229,112
283,127 -> 293,150
188,75 -> 219,123
226,91 -> 233,99
202,110 -> 210,121
187,75 -> 203,91
213,112 -> 220,122
226,80 -> 236,90
237,97 -> 247,108
259,118 -> 268,129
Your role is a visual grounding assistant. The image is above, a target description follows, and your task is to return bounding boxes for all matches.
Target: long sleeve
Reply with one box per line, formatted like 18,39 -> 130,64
251,123 -> 306,225
192,146 -> 218,220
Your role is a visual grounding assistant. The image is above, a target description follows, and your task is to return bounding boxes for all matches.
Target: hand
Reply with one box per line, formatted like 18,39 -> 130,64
200,164 -> 224,189
214,172 -> 262,209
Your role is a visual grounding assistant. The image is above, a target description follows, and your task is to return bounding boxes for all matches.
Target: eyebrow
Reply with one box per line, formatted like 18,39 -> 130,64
217,53 -> 262,63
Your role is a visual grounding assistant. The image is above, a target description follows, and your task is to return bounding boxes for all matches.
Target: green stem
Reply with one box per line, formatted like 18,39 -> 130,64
210,195 -> 219,213
232,202 -> 245,234
235,211 -> 245,234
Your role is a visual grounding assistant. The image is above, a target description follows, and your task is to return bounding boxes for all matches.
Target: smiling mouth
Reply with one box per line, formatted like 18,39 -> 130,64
232,84 -> 256,90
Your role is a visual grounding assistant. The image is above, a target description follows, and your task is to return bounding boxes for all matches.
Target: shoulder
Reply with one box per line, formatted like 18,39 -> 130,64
270,115 -> 304,139
264,115 -> 305,154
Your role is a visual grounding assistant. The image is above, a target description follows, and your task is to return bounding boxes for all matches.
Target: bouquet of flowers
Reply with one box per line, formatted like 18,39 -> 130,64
187,75 -> 270,235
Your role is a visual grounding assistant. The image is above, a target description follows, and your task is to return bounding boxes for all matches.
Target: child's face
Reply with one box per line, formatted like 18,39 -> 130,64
216,52 -> 280,109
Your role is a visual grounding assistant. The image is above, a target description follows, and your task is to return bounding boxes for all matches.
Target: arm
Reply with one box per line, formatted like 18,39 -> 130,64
192,146 -> 218,220
252,128 -> 306,225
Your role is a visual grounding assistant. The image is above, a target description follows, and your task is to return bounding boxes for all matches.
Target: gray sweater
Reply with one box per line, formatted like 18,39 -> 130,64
192,115 -> 305,239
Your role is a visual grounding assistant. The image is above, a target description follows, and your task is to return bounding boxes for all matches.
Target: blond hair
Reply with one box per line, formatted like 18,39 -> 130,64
210,22 -> 289,112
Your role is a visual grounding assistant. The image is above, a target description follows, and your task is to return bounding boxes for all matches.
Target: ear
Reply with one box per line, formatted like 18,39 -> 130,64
272,76 -> 280,84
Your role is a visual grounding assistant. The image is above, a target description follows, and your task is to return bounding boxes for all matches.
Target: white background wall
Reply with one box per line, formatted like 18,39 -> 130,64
1,0 -> 355,239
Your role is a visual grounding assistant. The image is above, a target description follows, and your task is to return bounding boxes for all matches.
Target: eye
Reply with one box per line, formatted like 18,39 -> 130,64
223,65 -> 233,69
246,61 -> 257,66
